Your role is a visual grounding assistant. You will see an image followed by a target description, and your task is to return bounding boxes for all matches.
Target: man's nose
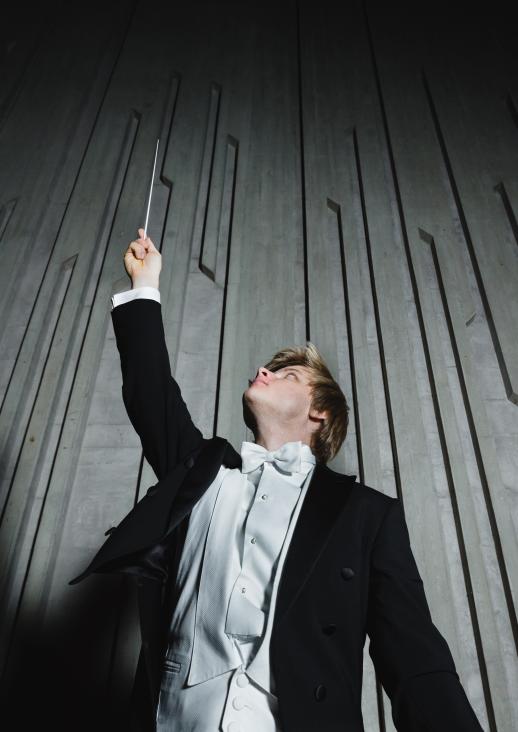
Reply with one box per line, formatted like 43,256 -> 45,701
257,366 -> 270,380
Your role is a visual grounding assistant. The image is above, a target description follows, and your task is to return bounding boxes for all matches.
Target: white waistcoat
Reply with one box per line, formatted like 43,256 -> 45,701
156,442 -> 316,732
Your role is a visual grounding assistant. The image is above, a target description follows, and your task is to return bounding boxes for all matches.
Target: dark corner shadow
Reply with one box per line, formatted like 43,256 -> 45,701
1,573 -> 137,732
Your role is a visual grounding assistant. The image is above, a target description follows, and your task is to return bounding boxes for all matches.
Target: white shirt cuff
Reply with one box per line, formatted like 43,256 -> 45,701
111,286 -> 161,310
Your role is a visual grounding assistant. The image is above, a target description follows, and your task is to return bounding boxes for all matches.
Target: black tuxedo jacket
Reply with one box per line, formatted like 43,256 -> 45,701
71,298 -> 484,732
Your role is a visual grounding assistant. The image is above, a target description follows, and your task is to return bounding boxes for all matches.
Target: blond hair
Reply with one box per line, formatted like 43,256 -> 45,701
263,342 -> 350,464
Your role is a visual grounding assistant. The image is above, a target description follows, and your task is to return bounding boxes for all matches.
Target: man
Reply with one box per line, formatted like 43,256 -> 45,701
71,230 -> 484,731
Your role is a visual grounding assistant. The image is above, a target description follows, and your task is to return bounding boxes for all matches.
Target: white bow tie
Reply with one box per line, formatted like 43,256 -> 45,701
240,440 -> 315,475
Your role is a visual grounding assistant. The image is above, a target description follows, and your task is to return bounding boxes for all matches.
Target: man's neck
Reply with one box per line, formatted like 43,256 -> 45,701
254,429 -> 311,453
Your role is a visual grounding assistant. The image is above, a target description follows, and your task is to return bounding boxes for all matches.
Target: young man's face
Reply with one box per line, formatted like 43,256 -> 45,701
243,364 -> 317,427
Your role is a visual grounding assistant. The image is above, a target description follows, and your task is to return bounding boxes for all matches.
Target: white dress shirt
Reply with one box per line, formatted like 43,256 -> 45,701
111,288 -> 317,732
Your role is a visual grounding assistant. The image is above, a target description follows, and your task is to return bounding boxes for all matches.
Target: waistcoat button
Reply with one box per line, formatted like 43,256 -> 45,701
341,566 -> 355,580
314,684 -> 327,701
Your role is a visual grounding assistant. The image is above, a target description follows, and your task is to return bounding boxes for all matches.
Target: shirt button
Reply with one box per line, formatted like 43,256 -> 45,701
241,586 -> 246,593
236,673 -> 249,687
261,494 -> 268,500
232,696 -> 246,710
227,723 -> 241,732
250,537 -> 256,544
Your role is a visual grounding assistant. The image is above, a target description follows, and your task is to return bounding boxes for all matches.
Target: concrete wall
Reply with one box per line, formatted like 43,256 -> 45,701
0,1 -> 516,729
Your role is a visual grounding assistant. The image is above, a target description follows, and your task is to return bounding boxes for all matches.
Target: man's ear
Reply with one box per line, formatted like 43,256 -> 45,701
309,407 -> 328,423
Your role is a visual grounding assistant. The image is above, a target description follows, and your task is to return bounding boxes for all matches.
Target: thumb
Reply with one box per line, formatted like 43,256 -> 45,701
139,228 -> 159,253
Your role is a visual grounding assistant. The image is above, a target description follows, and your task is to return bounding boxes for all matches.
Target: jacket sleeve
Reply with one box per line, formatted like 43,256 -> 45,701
366,498 -> 484,731
111,297 -> 203,481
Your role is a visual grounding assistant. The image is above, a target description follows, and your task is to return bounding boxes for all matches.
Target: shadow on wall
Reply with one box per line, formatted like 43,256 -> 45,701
1,575 -> 137,732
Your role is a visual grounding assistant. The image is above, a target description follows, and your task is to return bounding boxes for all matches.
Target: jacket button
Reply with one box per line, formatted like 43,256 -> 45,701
322,623 -> 337,635
185,455 -> 195,469
341,566 -> 355,580
314,684 -> 327,701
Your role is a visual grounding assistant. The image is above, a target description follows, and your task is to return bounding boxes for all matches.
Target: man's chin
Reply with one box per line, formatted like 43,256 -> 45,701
244,386 -> 268,404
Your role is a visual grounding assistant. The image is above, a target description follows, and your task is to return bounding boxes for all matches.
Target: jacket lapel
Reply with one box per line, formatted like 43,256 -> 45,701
70,437 -> 229,584
163,436 -> 231,536
273,462 -> 356,624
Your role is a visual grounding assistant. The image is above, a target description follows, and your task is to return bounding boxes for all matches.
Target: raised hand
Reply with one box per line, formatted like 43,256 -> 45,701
123,228 -> 162,289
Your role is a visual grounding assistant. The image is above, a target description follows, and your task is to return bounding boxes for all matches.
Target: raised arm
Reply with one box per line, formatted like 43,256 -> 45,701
366,498 -> 484,731
113,228 -> 203,480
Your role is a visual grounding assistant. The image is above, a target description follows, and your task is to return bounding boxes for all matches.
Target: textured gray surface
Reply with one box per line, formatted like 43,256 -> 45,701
0,1 -> 516,729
